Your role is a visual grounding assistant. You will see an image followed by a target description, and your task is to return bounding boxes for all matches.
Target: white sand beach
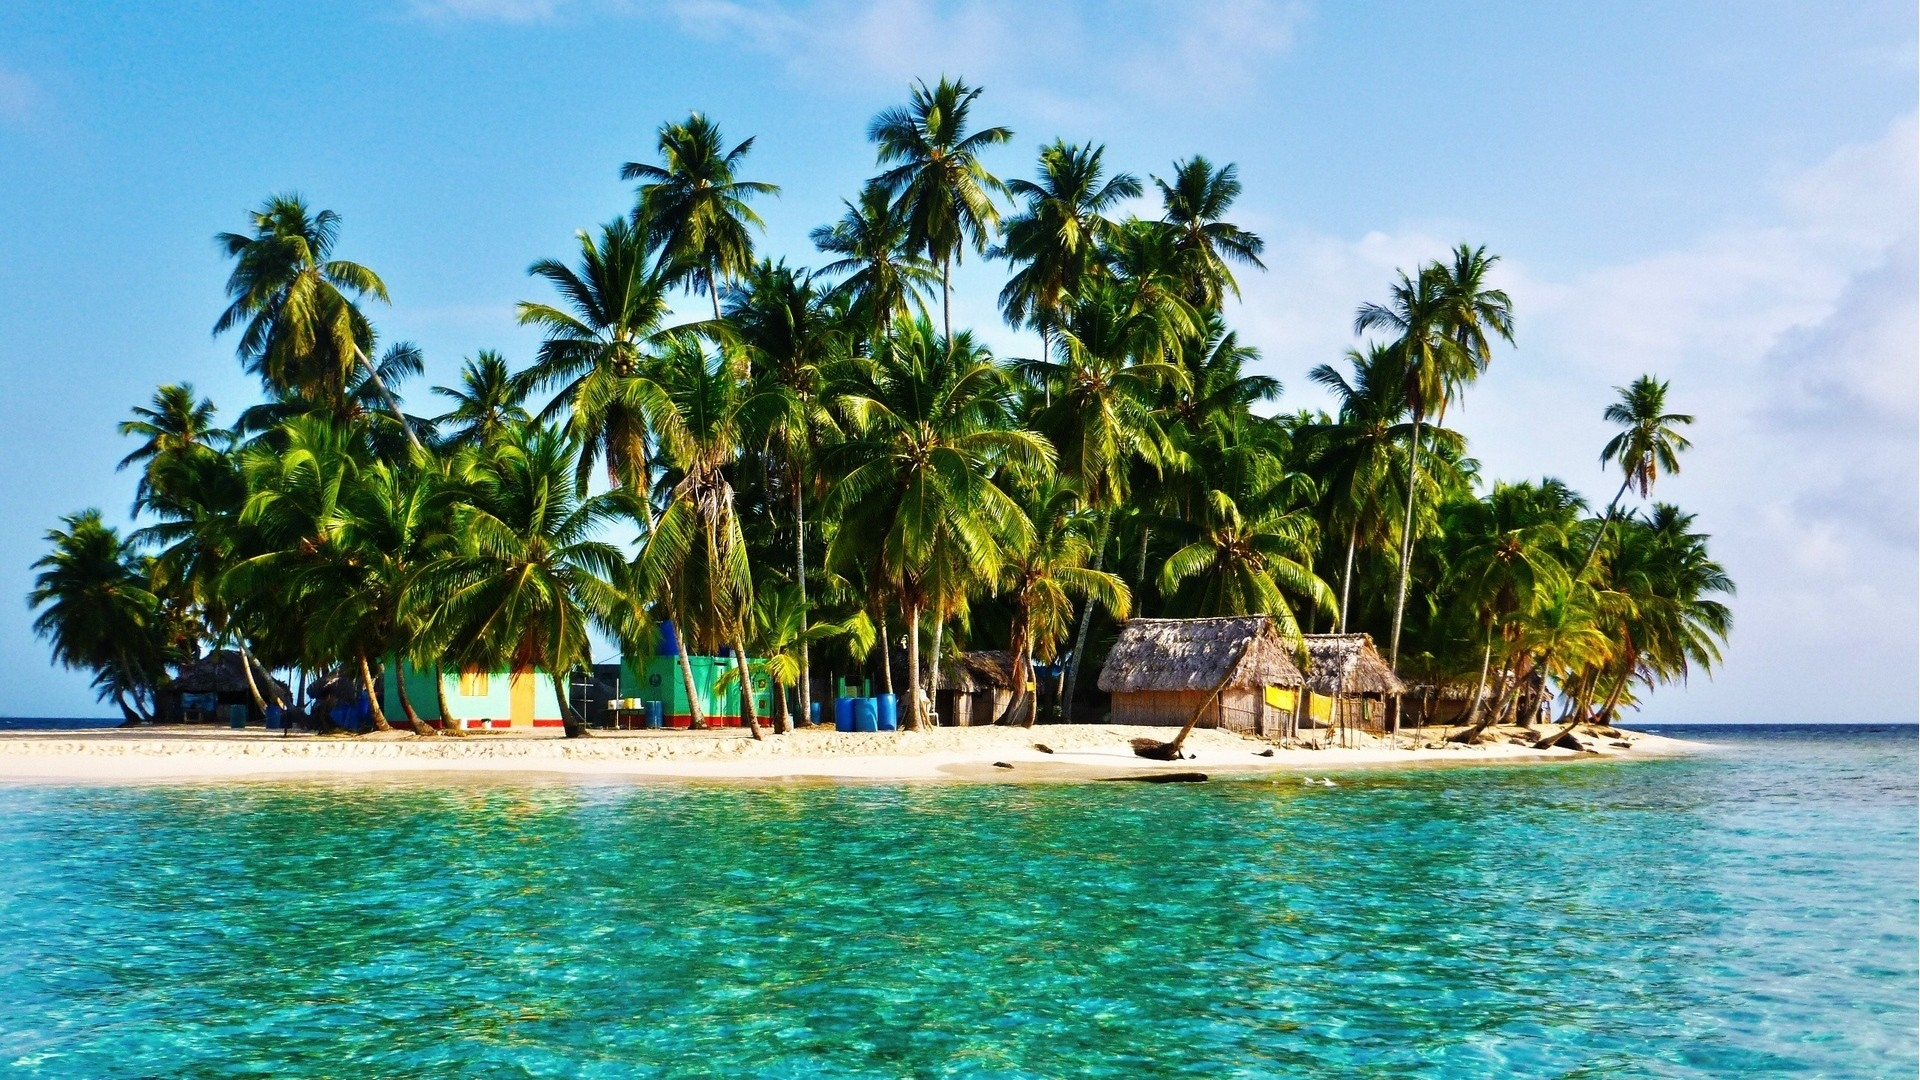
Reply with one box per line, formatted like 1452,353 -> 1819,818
0,723 -> 1696,783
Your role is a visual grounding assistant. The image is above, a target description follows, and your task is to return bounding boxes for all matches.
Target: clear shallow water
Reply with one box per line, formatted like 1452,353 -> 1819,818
0,726 -> 1911,1077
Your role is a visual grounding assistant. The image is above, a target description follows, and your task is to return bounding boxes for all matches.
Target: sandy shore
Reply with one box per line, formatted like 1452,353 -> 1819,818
0,723 -> 1696,784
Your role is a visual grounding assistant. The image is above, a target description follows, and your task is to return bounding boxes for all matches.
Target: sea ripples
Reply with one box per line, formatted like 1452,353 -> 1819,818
0,727 -> 1911,1077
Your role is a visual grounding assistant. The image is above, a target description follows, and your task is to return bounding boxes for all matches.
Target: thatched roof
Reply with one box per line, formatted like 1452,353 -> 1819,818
171,650 -> 291,700
1097,617 -> 1305,693
1301,634 -> 1406,696
942,651 -> 1019,692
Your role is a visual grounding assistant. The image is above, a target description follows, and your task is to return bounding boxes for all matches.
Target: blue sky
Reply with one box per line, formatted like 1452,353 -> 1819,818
1,0 -> 1913,722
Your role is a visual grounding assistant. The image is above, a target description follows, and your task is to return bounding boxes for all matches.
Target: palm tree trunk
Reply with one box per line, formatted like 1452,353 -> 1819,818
940,256 -> 952,347
877,611 -> 894,694
1154,636 -> 1252,758
1136,525 -> 1151,589
358,651 -> 393,732
552,668 -> 590,738
393,666 -> 437,736
1387,413 -> 1425,671
354,345 -> 423,453
235,638 -> 272,718
710,264 -> 724,325
904,602 -> 923,731
1338,523 -> 1358,632
793,479 -> 810,737
1593,646 -> 1637,725
1060,512 -> 1112,725
673,619 -> 708,730
1574,474 -> 1636,582
1464,623 -> 1495,727
927,616 -> 945,725
731,638 -> 765,741
436,668 -> 468,737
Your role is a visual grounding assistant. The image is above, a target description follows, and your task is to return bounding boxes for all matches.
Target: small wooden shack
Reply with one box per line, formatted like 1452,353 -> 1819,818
1300,633 -> 1406,734
938,651 -> 1022,727
1097,617 -> 1305,737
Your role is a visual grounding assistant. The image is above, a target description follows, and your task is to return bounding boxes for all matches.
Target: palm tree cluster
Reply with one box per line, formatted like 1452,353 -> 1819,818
30,78 -> 1731,736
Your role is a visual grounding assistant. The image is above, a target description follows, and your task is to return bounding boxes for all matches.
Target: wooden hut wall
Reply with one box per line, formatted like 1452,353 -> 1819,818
1109,688 -> 1279,736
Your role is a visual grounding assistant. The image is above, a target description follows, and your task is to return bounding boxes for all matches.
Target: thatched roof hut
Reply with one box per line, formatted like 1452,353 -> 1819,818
171,650 -> 290,702
1299,634 -> 1405,697
1098,616 -> 1305,694
941,651 -> 1020,692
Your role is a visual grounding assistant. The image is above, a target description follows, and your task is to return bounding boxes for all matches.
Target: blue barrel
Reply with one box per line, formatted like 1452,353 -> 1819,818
875,694 -> 898,731
852,698 -> 879,733
834,697 -> 854,732
809,701 -> 822,727
643,701 -> 664,729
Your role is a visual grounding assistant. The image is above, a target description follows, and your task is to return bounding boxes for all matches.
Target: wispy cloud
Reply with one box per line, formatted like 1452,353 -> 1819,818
0,63 -> 39,124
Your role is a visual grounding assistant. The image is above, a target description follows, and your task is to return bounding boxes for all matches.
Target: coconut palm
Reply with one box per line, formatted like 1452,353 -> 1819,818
868,76 -> 1013,343
1574,375 -> 1694,578
515,218 -> 684,489
420,424 -> 631,738
995,479 -> 1130,725
432,350 -> 531,452
822,319 -> 1051,728
997,140 -> 1140,358
1582,504 -> 1732,725
29,511 -> 169,721
118,385 -> 228,514
1159,488 -> 1335,641
1354,264 -> 1474,670
1153,157 -> 1266,309
810,183 -> 941,354
622,113 -> 780,321
214,194 -> 420,449
632,337 -> 786,738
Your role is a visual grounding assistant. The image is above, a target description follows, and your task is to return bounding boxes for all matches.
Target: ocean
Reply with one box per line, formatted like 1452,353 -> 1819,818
0,724 -> 1911,1076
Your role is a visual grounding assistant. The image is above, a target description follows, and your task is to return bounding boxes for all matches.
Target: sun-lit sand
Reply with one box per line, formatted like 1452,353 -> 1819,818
0,722 -> 1696,783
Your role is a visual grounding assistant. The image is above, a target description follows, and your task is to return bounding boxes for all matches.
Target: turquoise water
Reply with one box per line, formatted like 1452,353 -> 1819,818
0,726 -> 1911,1077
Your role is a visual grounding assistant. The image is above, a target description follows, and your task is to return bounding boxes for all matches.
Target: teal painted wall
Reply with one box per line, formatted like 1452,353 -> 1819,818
621,654 -> 771,718
381,661 -> 562,723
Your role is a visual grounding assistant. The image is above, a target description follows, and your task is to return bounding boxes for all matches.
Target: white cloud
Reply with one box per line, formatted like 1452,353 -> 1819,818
1226,113 -> 1919,722
0,64 -> 39,124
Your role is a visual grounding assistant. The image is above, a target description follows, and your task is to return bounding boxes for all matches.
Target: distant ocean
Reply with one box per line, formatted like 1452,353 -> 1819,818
0,717 -> 122,731
0,721 -> 1911,1074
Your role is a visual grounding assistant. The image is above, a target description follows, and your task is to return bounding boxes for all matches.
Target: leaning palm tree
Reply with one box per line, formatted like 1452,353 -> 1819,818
822,319 -> 1052,729
1573,375 -> 1694,578
868,76 -> 1013,343
622,112 -> 780,321
432,350 -> 530,452
29,511 -> 167,722
214,194 -> 421,449
1153,157 -> 1266,310
419,424 -> 632,739
810,183 -> 942,354
996,140 -> 1140,359
515,218 -> 684,489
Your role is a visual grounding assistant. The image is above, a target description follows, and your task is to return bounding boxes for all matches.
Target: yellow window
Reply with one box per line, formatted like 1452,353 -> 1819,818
459,670 -> 490,696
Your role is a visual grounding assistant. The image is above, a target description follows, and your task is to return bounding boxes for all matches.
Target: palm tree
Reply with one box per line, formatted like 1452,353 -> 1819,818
1444,481 -> 1578,733
1153,157 -> 1266,309
1354,264 -> 1474,670
997,140 -> 1140,359
810,183 -> 941,354
867,76 -> 1013,343
118,385 -> 227,514
995,479 -> 1130,725
622,112 -> 780,322
822,319 -> 1052,728
515,218 -> 683,489
29,511 -> 167,722
1019,281 -> 1186,720
1159,488 -> 1335,640
1580,504 -> 1732,726
1574,375 -> 1694,578
727,260 -> 849,732
432,350 -> 530,452
632,337 -> 782,738
730,583 -> 857,731
214,194 -> 421,450
420,424 -> 631,738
